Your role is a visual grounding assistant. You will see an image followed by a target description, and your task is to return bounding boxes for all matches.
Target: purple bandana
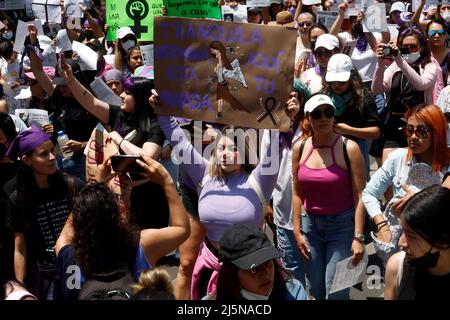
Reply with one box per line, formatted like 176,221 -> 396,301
355,36 -> 368,52
6,125 -> 50,160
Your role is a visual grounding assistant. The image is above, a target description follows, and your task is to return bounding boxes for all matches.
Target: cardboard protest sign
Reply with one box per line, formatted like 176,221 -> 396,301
106,0 -> 163,42
222,5 -> 248,23
0,0 -> 25,10
15,108 -> 49,128
13,19 -> 44,55
153,17 -> 296,131
362,3 -> 388,33
85,124 -> 132,217
32,0 -> 61,24
163,0 -> 221,19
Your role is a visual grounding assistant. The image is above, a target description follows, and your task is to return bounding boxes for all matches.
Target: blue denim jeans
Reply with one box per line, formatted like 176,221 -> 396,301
276,226 -> 306,287
302,208 -> 354,300
356,139 -> 370,178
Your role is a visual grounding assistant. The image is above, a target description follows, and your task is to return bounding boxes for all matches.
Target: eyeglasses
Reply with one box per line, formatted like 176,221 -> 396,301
314,49 -> 332,58
328,81 -> 347,87
428,29 -> 445,37
402,125 -> 431,139
298,21 -> 313,28
399,44 -> 419,53
309,106 -> 335,120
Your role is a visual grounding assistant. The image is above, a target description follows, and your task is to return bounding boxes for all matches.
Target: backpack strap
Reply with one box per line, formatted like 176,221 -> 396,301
299,139 -> 307,161
197,174 -> 209,195
343,137 -> 351,173
248,174 -> 267,208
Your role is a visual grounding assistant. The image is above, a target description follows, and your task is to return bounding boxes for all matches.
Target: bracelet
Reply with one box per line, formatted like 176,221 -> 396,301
352,237 -> 364,244
375,220 -> 389,232
118,138 -> 125,149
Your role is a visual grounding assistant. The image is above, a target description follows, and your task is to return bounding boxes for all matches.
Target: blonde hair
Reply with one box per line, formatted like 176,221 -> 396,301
131,267 -> 174,296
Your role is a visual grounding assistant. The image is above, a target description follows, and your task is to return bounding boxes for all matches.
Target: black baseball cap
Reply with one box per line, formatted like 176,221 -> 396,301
218,223 -> 281,270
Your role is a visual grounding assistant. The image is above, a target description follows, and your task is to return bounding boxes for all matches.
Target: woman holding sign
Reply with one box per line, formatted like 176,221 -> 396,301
209,41 -> 249,119
149,88 -> 300,300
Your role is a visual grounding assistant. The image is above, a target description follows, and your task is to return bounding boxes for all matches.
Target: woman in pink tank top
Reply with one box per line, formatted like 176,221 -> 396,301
292,94 -> 367,300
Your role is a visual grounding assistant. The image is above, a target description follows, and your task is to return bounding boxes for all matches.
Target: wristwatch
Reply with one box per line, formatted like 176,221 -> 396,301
353,233 -> 365,242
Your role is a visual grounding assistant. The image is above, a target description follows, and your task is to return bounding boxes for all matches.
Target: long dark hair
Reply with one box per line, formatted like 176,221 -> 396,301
215,259 -> 290,300
72,183 -> 139,277
0,112 -> 18,143
122,76 -> 155,144
209,41 -> 232,70
403,185 -> 450,249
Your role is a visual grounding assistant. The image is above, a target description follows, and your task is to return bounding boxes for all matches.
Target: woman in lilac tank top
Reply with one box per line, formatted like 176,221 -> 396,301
292,94 -> 367,300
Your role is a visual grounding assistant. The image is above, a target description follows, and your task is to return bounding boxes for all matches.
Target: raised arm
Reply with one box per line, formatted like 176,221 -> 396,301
293,0 -> 303,24
138,154 -> 190,268
393,54 -> 438,91
330,1 -> 348,36
82,4 -> 105,40
59,55 -> 110,124
28,25 -> 55,97
150,90 -> 208,185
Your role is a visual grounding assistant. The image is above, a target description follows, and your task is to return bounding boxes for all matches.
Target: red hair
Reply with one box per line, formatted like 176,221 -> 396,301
405,104 -> 450,172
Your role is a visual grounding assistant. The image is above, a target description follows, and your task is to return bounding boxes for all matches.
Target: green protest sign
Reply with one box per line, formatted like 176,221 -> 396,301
106,0 -> 163,42
163,0 -> 221,19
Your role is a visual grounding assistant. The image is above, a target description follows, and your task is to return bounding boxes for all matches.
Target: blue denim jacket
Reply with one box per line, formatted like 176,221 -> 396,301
362,148 -> 449,219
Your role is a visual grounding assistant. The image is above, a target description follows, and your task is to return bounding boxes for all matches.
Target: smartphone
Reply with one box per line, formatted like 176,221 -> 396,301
111,155 -> 145,174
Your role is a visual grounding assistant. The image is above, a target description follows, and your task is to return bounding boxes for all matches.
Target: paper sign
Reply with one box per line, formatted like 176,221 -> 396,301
0,0 -> 25,10
56,29 -> 72,53
362,3 -> 388,33
222,5 -> 248,23
85,124 -> 132,215
64,0 -> 83,18
140,44 -> 154,66
106,0 -> 164,42
15,108 -> 49,128
90,78 -> 122,107
13,19 -> 44,55
387,24 -> 398,39
154,16 -> 296,131
330,254 -> 369,294
316,11 -> 339,31
72,41 -> 98,71
32,0 -> 61,24
246,0 -> 270,7
103,54 -> 116,68
412,0 -> 449,12
342,39 -> 356,57
163,0 -> 221,19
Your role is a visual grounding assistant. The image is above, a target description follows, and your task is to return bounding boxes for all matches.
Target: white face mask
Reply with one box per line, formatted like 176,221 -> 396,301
441,12 -> 450,23
402,52 -> 420,64
121,39 -> 136,52
240,288 -> 270,300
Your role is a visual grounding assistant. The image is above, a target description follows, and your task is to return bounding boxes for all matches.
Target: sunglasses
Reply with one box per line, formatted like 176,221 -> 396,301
428,29 -> 445,37
309,106 -> 335,120
399,44 -> 419,53
298,21 -> 312,28
314,49 -> 332,58
328,81 -> 347,87
402,125 -> 431,139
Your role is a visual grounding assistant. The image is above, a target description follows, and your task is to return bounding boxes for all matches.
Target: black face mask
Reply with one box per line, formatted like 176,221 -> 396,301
351,21 -> 364,38
0,143 -> 6,159
408,246 -> 440,268
84,30 -> 94,40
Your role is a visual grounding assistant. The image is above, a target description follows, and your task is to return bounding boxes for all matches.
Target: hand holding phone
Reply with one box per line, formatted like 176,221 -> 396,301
111,155 -> 145,174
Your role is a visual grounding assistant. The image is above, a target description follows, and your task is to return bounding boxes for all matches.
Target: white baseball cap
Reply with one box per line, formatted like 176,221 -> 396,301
315,34 -> 340,51
325,54 -> 353,82
116,27 -> 135,40
304,94 -> 335,114
390,2 -> 406,14
303,0 -> 322,5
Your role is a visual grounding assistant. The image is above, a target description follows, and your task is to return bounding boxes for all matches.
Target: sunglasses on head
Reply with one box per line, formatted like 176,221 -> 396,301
299,21 -> 312,28
428,29 -> 445,37
314,49 -> 332,58
402,125 -> 430,139
309,106 -> 335,120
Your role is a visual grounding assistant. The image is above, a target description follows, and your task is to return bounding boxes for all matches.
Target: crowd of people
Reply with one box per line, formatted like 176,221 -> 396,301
0,0 -> 449,301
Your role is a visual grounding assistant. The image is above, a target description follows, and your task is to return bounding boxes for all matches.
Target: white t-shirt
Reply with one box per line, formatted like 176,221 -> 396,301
436,86 -> 450,147
339,32 -> 378,83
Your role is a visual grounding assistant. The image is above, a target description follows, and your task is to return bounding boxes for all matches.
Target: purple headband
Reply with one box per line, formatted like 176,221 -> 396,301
103,69 -> 123,83
6,125 -> 50,160
399,24 -> 428,45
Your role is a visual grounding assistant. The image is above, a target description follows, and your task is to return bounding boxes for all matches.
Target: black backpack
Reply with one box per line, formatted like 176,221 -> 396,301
78,269 -> 135,300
